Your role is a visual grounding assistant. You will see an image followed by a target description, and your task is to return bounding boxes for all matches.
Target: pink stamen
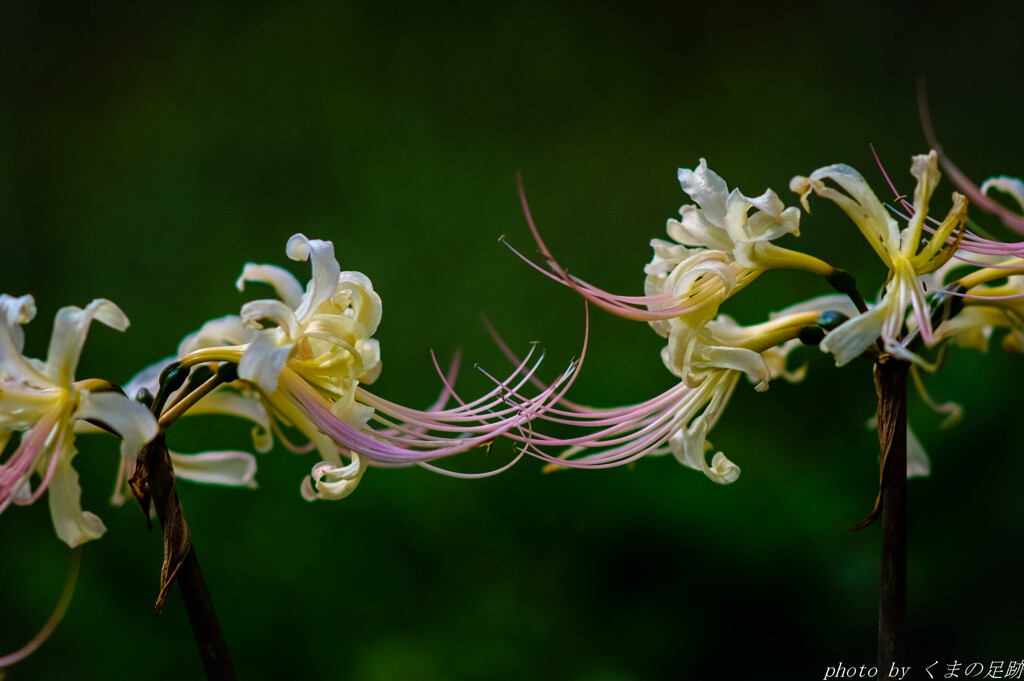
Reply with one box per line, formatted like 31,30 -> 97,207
511,175 -> 718,322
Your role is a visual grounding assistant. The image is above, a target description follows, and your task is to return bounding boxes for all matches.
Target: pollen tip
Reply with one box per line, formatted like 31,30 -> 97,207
497,234 -> 506,243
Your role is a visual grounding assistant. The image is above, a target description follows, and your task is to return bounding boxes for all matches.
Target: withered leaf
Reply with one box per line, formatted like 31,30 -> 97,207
155,485 -> 192,614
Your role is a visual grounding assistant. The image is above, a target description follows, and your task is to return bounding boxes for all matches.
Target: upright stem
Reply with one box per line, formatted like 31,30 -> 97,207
141,436 -> 237,680
875,356 -> 908,680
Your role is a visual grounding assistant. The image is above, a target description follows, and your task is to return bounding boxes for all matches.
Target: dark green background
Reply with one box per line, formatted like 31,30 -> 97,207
2,2 -> 1023,679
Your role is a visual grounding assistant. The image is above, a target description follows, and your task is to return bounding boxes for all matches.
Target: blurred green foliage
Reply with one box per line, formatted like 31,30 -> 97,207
2,2 -> 1023,679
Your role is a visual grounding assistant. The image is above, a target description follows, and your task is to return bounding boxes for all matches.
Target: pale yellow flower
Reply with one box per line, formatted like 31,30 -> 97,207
791,150 -> 968,367
0,295 -> 157,546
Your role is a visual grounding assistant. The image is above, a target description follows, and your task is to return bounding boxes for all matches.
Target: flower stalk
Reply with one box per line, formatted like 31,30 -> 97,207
130,363 -> 236,680
875,356 -> 908,680
133,433 -> 237,681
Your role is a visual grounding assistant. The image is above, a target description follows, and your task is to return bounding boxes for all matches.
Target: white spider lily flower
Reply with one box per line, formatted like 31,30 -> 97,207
124,234 -> 382,503
790,150 -> 968,368
0,294 -> 157,547
235,233 -> 382,394
645,160 -> 832,331
171,234 -> 569,501
501,307 -> 819,485
188,233 -> 382,500
668,159 -> 814,269
508,163 -> 834,334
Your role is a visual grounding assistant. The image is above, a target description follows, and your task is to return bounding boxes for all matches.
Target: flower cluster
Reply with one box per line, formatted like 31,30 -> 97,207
7,151 -> 1024,545
505,162 -> 837,483
123,233 -> 571,504
505,150 -> 1024,486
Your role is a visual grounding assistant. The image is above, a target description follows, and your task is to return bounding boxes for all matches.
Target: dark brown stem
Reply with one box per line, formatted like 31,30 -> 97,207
875,356 -> 908,680
138,436 -> 237,680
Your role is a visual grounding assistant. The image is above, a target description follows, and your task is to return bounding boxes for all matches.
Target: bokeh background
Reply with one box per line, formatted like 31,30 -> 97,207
2,2 -> 1023,679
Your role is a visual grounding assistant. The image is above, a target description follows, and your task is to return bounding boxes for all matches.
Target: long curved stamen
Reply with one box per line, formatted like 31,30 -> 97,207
279,348 -> 574,464
510,176 -> 748,322
0,409 -> 64,513
502,237 -> 719,321
0,547 -> 81,668
875,145 -> 1024,268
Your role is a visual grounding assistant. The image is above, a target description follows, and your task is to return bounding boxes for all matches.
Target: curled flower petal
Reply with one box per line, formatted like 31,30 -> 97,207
47,444 -> 106,547
791,164 -> 900,267
240,299 -> 302,339
819,304 -> 887,367
178,316 -> 254,356
678,159 -> 729,226
0,294 -> 50,387
981,176 -> 1024,214
310,455 -> 365,500
235,263 -> 305,309
170,450 -> 258,488
238,333 -> 293,393
76,391 -> 159,462
45,300 -> 129,388
287,234 -> 341,323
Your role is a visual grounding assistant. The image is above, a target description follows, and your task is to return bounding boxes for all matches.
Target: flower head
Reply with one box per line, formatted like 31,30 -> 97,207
791,150 -> 968,367
0,295 -> 157,546
511,163 -> 834,332
490,301 -> 818,484
151,233 -> 569,501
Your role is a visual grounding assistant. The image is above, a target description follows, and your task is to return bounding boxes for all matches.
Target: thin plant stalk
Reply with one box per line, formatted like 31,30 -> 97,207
138,434 -> 237,681
875,356 -> 908,680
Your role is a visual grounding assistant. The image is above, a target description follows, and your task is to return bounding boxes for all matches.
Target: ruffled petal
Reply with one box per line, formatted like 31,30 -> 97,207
694,345 -> 771,392
357,338 -> 382,384
47,441 -> 106,547
335,271 -> 383,337
708,451 -> 741,485
678,159 -> 729,226
239,299 -> 302,340
762,340 -> 808,383
670,410 -> 740,485
790,164 -> 899,267
178,315 -> 254,356
45,299 -> 130,388
170,450 -> 258,488
0,384 -> 61,431
235,263 -> 304,309
900,151 -> 941,257
238,334 -> 293,393
671,209 -> 733,252
311,454 -> 366,501
75,391 -> 159,461
981,175 -> 1024,213
330,380 -> 375,429
745,203 -> 801,243
819,303 -> 888,367
287,234 -> 341,323
0,294 -> 50,387
0,294 -> 35,352
190,389 -> 271,430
